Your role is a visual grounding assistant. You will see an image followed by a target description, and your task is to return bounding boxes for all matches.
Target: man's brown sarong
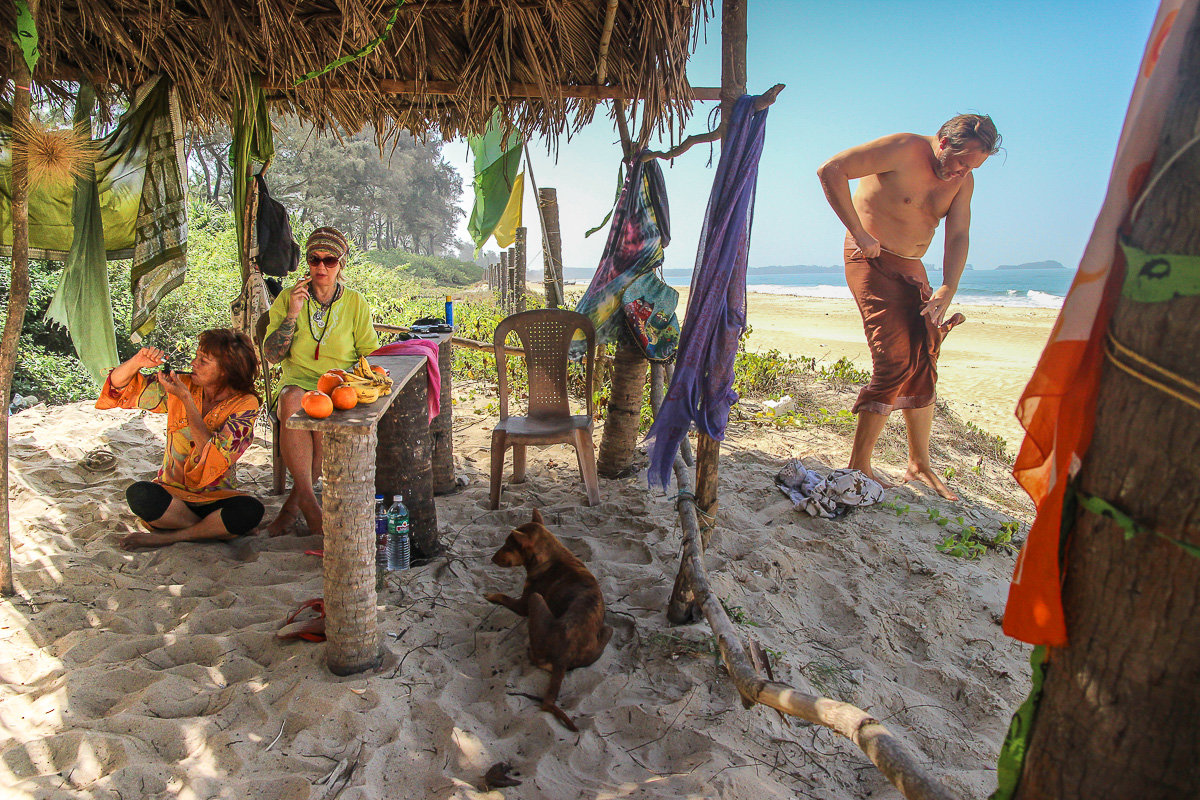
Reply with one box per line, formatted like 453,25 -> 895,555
844,234 -> 956,415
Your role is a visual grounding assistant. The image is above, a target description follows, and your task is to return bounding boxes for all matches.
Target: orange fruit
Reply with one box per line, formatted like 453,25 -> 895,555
301,390 -> 333,419
317,372 -> 344,395
331,384 -> 358,410
371,365 -> 390,379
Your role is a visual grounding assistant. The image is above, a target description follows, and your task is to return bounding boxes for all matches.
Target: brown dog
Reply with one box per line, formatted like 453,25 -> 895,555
485,509 -> 612,732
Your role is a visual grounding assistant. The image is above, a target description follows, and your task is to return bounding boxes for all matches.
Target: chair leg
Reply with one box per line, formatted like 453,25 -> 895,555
573,429 -> 601,506
271,416 -> 286,495
489,430 -> 507,510
511,444 -> 527,483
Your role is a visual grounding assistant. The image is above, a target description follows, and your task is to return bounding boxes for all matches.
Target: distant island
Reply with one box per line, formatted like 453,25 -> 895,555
996,260 -> 1066,271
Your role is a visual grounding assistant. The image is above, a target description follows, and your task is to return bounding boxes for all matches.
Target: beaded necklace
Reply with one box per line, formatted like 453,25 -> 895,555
306,283 -> 343,359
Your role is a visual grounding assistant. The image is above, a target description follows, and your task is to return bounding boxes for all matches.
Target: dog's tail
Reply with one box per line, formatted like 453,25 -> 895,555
540,661 -> 577,732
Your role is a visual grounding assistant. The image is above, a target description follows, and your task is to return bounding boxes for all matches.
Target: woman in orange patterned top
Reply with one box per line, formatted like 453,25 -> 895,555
97,329 -> 265,549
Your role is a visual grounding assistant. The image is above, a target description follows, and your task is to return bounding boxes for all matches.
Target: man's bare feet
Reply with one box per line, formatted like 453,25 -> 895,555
903,464 -> 959,501
849,462 -> 895,488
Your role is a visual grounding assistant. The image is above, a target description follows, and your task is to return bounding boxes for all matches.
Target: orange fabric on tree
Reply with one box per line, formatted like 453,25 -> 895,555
1005,0 -> 1196,646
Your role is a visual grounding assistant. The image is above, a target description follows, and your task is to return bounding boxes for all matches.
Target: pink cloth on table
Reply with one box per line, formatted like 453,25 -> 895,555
370,339 -> 441,422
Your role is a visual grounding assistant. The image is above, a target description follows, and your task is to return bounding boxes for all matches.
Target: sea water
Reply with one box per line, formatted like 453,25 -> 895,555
557,266 -> 1072,309
662,267 -> 1072,308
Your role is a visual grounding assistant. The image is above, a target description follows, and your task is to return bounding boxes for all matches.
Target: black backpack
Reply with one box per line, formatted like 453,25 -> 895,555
255,174 -> 300,278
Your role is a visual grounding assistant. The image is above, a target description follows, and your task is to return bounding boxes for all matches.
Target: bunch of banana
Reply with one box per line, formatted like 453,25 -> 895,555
340,357 -> 392,404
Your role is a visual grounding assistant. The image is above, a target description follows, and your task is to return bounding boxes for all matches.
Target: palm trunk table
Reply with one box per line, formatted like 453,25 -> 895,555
288,353 -> 437,675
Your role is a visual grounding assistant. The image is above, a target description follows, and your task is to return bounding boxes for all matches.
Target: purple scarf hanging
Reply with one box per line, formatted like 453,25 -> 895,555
646,95 -> 770,490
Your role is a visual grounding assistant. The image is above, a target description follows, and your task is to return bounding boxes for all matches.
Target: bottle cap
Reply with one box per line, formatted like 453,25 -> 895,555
375,494 -> 383,500
395,494 -> 403,503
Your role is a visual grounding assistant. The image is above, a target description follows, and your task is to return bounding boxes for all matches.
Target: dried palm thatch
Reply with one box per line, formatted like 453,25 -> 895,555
9,118 -> 102,190
0,1 -> 713,145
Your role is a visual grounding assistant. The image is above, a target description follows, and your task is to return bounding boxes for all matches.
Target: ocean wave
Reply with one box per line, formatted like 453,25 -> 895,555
669,281 -> 1065,308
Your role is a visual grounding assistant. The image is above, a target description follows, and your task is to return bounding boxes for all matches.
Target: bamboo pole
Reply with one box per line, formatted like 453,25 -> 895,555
595,0 -> 620,85
668,453 -> 956,800
515,227 -> 528,313
0,20 -> 37,596
539,189 -> 565,308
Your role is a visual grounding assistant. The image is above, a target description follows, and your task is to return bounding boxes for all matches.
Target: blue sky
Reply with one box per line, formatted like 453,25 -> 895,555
446,1 -> 1159,272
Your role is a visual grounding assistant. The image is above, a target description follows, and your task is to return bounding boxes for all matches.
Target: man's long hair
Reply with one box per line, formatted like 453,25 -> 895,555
938,114 -> 1002,155
199,328 -> 260,401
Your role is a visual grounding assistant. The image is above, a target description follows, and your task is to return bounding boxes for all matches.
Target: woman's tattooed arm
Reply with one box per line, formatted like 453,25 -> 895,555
264,318 -> 297,363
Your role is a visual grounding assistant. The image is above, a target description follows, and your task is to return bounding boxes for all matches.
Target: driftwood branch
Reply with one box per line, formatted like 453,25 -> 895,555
667,453 -> 957,800
640,83 -> 786,162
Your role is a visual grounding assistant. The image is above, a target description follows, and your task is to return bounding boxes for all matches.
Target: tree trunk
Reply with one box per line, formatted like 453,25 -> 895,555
597,339 -> 647,478
0,15 -> 36,596
1015,13 -> 1200,799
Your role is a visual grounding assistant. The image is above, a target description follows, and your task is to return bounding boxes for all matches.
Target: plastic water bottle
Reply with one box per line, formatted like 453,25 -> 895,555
386,494 -> 410,571
444,295 -> 454,328
374,494 -> 388,588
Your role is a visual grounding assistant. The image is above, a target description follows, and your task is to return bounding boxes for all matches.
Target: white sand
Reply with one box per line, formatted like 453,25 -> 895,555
1,383 -> 1034,799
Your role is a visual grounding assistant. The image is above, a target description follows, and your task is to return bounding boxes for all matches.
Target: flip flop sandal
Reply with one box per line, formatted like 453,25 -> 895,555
80,447 -> 118,474
276,598 -> 326,642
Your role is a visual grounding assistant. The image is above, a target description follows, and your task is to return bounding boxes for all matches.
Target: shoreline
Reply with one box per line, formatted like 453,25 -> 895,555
677,288 -> 1059,448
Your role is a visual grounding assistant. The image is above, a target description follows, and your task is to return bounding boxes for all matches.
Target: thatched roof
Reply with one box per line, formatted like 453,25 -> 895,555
2,1 -> 713,143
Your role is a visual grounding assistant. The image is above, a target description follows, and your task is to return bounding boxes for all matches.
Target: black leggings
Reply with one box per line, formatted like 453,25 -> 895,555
126,481 -> 264,536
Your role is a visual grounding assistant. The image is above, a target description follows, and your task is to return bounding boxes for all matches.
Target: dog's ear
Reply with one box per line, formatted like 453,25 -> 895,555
509,528 -> 531,549
531,508 -> 544,526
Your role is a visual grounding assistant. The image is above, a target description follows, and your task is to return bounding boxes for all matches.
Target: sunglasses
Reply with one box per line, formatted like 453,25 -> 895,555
307,254 -> 341,268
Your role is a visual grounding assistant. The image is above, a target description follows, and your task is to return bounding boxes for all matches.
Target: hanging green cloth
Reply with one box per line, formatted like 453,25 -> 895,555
0,75 -> 188,338
44,83 -> 119,383
467,111 -> 522,256
230,76 -> 275,268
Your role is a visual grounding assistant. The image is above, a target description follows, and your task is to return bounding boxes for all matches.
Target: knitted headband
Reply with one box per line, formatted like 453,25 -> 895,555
306,227 -> 349,261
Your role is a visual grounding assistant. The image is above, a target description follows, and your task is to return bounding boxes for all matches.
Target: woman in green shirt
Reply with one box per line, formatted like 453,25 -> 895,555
263,227 -> 378,537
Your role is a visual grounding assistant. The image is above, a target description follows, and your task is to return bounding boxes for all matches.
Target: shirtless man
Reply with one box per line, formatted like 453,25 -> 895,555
817,114 -> 1000,500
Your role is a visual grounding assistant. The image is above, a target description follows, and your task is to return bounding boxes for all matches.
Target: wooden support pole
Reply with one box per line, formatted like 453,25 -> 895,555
688,0 -> 751,554
499,251 -> 509,310
507,255 -> 517,314
539,189 -> 565,309
0,26 -> 36,596
515,227 -> 528,313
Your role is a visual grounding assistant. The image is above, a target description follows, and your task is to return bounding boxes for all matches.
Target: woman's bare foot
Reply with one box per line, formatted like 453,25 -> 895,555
903,464 -> 959,501
119,530 -> 170,549
266,506 -> 299,537
297,495 -> 324,539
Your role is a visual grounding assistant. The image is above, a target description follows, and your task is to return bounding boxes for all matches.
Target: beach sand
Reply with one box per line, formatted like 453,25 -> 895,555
1,367 -> 1036,799
679,289 -> 1059,448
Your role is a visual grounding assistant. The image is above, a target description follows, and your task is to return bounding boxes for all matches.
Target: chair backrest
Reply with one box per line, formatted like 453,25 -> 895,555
493,309 -> 594,422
